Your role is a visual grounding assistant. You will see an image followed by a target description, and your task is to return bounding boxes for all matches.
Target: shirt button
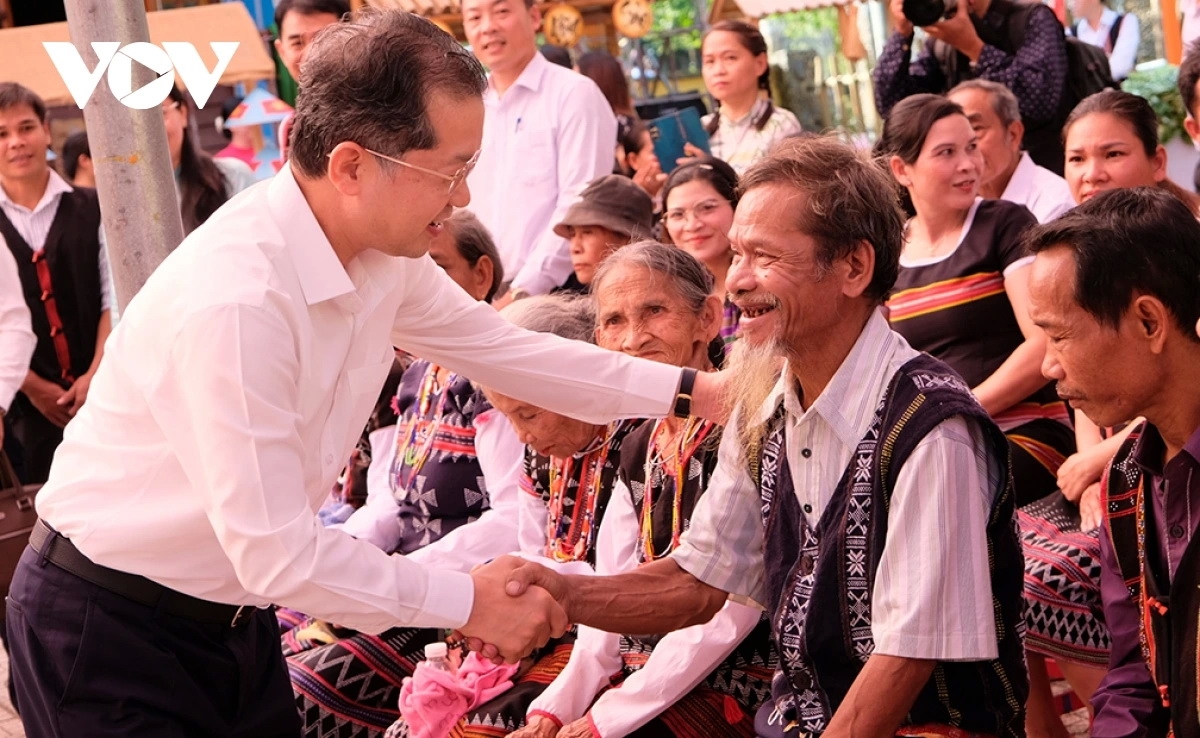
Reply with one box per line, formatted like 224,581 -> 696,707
1170,524 -> 1186,539
801,448 -> 812,459
803,504 -> 813,514
325,454 -> 334,465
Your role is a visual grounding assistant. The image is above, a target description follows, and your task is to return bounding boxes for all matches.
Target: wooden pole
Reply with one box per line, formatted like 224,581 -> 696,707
1164,0 -> 1183,64
63,0 -> 185,310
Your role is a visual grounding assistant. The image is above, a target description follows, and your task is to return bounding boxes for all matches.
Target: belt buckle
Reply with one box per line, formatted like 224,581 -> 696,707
230,605 -> 253,628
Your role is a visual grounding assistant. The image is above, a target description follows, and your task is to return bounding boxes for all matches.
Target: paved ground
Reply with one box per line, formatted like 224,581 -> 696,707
0,646 -> 1092,738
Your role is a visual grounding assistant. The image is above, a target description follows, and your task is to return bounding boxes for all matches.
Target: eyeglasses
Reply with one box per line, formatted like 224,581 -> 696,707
364,148 -> 480,195
663,199 -> 726,227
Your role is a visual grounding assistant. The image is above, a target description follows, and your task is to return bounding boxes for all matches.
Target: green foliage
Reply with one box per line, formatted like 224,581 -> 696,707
761,7 -> 841,56
1123,65 -> 1191,145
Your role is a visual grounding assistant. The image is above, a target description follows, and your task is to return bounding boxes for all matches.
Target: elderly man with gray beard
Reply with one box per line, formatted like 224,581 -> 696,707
494,135 -> 1030,738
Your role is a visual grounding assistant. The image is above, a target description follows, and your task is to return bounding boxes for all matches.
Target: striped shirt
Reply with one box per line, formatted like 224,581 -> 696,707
672,310 -> 1003,660
703,98 -> 802,175
0,169 -> 113,312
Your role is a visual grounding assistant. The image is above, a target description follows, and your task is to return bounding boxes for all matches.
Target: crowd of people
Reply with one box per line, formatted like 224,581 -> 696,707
0,1 -> 1198,738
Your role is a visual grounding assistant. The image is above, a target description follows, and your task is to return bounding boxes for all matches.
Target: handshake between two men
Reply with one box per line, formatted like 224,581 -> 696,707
453,554 -> 731,663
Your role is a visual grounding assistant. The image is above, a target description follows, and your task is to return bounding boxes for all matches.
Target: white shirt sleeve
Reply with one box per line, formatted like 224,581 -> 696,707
1108,14 -> 1140,81
509,83 -> 617,295
589,601 -> 763,737
406,408 -> 524,573
0,238 -> 34,413
391,256 -> 681,425
871,415 -> 1000,660
670,412 -> 767,605
145,302 -> 473,633
333,424 -> 403,551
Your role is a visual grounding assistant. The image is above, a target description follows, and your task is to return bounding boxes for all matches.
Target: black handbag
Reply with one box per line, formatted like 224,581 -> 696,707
0,451 -> 40,607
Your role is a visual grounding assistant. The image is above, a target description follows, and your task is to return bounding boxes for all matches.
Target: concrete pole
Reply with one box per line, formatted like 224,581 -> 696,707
63,0 -> 184,312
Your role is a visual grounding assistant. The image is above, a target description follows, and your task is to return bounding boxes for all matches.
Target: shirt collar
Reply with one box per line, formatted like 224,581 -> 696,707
756,310 -> 902,448
0,168 -> 73,216
1000,152 -> 1037,203
721,97 -> 771,128
1132,421 -> 1200,476
1099,8 -> 1118,26
487,52 -> 548,100
267,164 -> 356,306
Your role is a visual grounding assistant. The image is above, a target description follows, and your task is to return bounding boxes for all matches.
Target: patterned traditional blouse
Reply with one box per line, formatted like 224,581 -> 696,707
703,98 -> 802,175
392,360 -> 494,556
521,420 -> 644,567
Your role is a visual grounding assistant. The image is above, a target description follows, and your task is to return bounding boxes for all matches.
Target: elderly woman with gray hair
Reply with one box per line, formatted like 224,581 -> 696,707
486,243 -> 776,738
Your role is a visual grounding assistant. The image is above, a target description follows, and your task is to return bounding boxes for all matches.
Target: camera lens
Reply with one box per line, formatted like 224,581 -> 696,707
902,0 -> 948,26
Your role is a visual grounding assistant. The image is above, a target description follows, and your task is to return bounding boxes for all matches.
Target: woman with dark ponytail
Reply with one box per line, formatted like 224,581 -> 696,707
699,20 -> 800,173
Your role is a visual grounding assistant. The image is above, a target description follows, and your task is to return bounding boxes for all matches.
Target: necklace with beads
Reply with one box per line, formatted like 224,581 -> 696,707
545,426 -> 614,563
392,366 -> 454,490
638,417 -> 717,562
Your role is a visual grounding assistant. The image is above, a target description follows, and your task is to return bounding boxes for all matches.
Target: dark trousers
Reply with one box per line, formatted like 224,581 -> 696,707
8,407 -> 62,485
5,545 -> 301,737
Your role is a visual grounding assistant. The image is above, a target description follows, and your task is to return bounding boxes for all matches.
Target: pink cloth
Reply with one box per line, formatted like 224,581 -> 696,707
398,653 -> 519,738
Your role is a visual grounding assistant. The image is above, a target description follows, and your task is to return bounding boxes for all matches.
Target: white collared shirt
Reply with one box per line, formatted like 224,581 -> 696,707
0,245 -> 34,413
672,311 -> 1002,660
36,165 -> 682,634
1074,8 -> 1140,81
0,169 -> 113,312
466,53 -> 617,295
999,152 -> 1076,224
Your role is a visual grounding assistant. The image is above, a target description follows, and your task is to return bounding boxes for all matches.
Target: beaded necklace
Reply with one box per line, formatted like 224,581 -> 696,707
638,417 -> 717,562
545,426 -> 614,563
392,365 -> 455,491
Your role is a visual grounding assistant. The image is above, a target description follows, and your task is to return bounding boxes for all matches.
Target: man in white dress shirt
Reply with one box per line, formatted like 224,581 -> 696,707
462,0 -> 618,304
6,11 -> 721,737
500,137 -> 1029,737
949,80 -> 1076,223
0,245 -> 34,453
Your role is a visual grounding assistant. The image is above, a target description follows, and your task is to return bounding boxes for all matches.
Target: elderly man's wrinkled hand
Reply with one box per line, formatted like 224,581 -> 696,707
460,555 -> 569,663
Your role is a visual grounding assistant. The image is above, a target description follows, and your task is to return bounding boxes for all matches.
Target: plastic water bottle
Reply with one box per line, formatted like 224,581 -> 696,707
424,642 -> 454,673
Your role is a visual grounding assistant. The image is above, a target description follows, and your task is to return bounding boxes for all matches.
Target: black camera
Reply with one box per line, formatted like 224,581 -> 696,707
902,0 -> 958,27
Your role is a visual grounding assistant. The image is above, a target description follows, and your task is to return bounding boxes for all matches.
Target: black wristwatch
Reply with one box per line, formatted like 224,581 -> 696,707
672,368 -> 697,418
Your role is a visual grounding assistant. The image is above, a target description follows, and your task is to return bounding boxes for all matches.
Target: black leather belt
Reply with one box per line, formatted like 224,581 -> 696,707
30,519 -> 259,628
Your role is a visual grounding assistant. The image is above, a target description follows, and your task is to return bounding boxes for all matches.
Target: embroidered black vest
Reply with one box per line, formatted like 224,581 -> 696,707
1102,422 -> 1200,738
755,354 -> 1027,737
0,186 -> 104,392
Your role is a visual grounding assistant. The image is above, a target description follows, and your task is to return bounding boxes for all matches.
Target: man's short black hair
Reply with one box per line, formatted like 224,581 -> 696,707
1024,187 -> 1200,340
274,0 -> 350,32
1179,40 -> 1200,119
0,82 -> 47,123
61,131 -> 90,180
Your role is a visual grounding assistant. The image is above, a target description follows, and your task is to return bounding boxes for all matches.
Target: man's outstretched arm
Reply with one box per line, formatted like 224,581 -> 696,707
823,655 -> 936,738
504,556 -> 729,635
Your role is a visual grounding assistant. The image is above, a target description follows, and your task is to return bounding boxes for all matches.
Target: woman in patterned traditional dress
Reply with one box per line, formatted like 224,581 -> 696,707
285,211 -> 522,738
414,294 -> 644,738
512,242 -> 776,738
877,94 -> 1103,738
